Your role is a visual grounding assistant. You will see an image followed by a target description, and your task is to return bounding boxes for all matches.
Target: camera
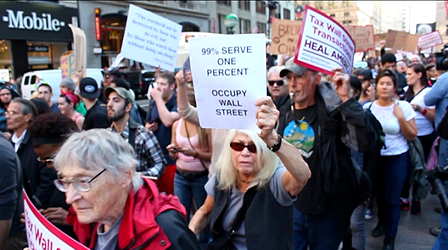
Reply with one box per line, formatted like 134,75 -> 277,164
434,44 -> 448,71
427,165 -> 448,213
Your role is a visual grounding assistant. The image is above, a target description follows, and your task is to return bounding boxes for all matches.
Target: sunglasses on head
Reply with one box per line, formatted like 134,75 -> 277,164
230,142 -> 257,153
268,80 -> 284,86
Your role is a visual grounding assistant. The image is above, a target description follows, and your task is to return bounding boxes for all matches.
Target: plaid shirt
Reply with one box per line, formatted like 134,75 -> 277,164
109,122 -> 166,178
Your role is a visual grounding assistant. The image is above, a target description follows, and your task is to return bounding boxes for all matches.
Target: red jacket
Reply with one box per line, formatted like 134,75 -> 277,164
67,178 -> 186,250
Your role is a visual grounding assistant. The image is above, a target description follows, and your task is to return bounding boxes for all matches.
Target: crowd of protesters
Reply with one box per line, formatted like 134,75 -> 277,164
1,43 -> 448,250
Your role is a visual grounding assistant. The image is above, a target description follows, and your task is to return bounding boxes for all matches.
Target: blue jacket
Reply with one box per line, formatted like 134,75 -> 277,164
424,71 -> 448,127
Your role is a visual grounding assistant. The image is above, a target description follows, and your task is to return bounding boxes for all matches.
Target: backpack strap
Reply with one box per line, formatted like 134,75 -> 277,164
229,186 -> 257,235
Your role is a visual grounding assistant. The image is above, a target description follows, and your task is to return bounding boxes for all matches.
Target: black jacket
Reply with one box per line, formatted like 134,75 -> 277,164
278,83 -> 372,215
210,183 -> 292,250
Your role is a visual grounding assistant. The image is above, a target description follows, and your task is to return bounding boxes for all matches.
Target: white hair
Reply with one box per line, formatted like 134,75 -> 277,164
54,129 -> 143,190
215,129 -> 279,190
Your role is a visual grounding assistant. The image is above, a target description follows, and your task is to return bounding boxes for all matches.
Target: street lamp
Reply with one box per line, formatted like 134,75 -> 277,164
224,13 -> 239,34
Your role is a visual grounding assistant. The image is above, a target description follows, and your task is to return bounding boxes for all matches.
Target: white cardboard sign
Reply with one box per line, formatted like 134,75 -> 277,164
120,4 -> 182,71
294,5 -> 355,74
23,191 -> 89,250
418,31 -> 443,50
189,34 -> 266,129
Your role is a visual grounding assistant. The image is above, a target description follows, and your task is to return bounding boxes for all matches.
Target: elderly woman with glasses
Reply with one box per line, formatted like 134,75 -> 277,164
188,97 -> 311,250
53,129 -> 199,250
364,69 -> 417,250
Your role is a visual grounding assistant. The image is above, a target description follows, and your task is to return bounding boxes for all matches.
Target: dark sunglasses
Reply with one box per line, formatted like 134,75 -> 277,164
230,142 -> 257,153
268,80 -> 284,86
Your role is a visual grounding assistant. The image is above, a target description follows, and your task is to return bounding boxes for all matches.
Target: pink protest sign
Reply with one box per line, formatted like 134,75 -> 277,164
294,5 -> 355,75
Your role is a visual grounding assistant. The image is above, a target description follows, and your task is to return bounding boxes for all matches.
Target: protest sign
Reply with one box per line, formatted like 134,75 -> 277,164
269,18 -> 301,56
385,30 -> 419,53
346,25 -> 374,52
68,24 -> 86,79
0,69 -> 10,82
60,51 -> 75,79
418,31 -> 443,50
120,4 -> 182,71
294,5 -> 355,74
189,34 -> 266,129
23,191 -> 88,250
177,32 -> 225,67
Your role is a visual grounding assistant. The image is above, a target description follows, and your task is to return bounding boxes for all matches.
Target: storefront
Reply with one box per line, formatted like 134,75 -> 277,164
0,1 -> 78,79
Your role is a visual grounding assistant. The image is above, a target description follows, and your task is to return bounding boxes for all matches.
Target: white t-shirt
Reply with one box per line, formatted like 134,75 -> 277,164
364,101 -> 416,156
409,87 -> 435,136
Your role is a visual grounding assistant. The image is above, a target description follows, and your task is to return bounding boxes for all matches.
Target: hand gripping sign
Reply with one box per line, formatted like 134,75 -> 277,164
294,5 -> 355,75
189,34 -> 266,130
23,191 -> 88,250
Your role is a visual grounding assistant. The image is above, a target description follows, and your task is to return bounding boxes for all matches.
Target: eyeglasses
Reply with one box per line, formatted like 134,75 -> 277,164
54,168 -> 107,193
37,156 -> 55,166
230,142 -> 257,153
268,80 -> 284,86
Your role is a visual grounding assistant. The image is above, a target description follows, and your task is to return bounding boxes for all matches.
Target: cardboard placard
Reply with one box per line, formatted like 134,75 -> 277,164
23,191 -> 88,250
418,31 -> 443,50
385,30 -> 419,53
120,4 -> 182,71
269,18 -> 301,56
189,34 -> 266,129
294,5 -> 355,74
346,25 -> 374,52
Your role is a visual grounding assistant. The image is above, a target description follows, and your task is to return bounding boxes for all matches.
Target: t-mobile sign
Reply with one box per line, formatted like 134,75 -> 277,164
0,2 -> 78,42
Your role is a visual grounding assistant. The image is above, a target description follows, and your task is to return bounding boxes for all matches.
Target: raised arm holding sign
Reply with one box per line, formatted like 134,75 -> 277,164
294,5 -> 355,75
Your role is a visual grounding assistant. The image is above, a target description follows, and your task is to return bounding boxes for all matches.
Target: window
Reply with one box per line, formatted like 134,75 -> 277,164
446,25 -> 448,35
239,18 -> 251,34
217,0 -> 231,6
344,12 -> 349,17
283,8 -> 291,20
239,0 -> 250,11
330,13 -> 336,18
257,22 -> 266,33
256,1 -> 266,14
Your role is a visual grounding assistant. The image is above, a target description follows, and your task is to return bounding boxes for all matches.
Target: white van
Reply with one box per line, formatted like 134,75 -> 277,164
21,69 -> 103,102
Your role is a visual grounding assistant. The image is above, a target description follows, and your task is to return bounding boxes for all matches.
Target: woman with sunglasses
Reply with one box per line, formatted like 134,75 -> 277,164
189,97 -> 310,250
364,69 -> 417,250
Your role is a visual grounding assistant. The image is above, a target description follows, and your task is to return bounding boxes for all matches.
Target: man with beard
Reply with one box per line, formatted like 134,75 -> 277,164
105,86 -> 166,178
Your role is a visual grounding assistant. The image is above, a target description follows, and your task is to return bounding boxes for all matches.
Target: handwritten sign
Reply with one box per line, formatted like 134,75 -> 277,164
294,5 -> 355,74
189,34 -> 266,129
269,18 -> 301,56
346,25 -> 374,52
23,191 -> 88,250
120,4 -> 182,71
418,31 -> 443,50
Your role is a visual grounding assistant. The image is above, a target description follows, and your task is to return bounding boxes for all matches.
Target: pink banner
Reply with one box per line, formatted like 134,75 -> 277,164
23,191 -> 88,250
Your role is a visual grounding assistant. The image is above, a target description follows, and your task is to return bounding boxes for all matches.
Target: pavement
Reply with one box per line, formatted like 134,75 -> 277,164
366,194 -> 441,250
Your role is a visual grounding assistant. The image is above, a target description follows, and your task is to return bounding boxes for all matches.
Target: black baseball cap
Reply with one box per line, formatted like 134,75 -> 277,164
355,69 -> 373,81
79,77 -> 99,99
